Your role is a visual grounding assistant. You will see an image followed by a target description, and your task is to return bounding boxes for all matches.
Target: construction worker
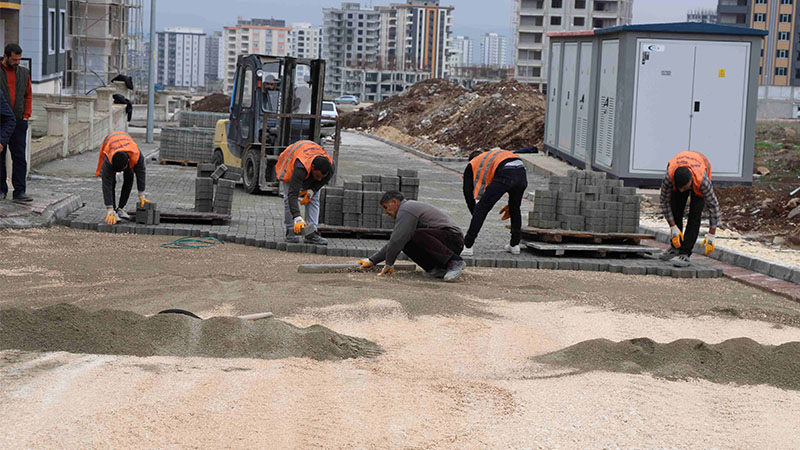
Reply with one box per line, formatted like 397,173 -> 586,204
95,131 -> 147,225
659,151 -> 720,267
276,139 -> 334,245
460,148 -> 528,256
358,190 -> 466,281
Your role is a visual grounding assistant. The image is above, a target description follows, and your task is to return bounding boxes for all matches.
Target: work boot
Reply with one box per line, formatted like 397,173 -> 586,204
423,267 -> 447,278
304,231 -> 328,245
12,192 -> 33,203
285,229 -> 300,243
659,247 -> 679,261
670,254 -> 692,267
116,208 -> 131,220
443,258 -> 466,282
461,246 -> 473,257
504,244 -> 521,255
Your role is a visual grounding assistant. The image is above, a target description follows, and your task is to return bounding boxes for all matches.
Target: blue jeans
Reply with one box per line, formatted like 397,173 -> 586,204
464,165 -> 528,248
0,119 -> 27,195
282,182 -> 320,232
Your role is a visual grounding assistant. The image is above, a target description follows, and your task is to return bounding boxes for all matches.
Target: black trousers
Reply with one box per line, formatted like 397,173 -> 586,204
402,228 -> 464,272
670,189 -> 705,257
465,165 -> 528,248
111,168 -> 135,210
0,119 -> 28,195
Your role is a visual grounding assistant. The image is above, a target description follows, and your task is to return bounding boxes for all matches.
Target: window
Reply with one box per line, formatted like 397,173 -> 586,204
59,10 -> 66,52
796,69 -> 800,78
755,0 -> 766,3
782,0 -> 793,4
754,13 -> 766,22
551,16 -> 562,25
575,0 -> 586,8
776,67 -> 788,76
779,31 -> 790,40
551,0 -> 562,7
574,17 -> 585,26
242,68 -> 253,108
777,49 -> 788,58
779,14 -> 792,22
48,9 -> 56,54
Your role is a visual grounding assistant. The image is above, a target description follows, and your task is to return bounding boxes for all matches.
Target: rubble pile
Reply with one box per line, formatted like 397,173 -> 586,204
341,78 -> 546,157
192,93 -> 231,113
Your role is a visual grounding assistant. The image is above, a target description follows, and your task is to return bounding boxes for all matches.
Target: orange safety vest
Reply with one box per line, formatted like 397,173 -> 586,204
275,140 -> 332,182
95,131 -> 140,176
667,151 -> 712,197
469,149 -> 519,200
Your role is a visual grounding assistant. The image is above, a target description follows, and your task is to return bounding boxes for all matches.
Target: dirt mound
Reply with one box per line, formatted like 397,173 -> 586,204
0,304 -> 382,361
716,185 -> 800,243
341,78 -> 546,157
192,93 -> 231,113
535,337 -> 800,391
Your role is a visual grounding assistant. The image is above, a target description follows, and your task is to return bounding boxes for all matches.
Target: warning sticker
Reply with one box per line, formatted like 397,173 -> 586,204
719,69 -> 726,78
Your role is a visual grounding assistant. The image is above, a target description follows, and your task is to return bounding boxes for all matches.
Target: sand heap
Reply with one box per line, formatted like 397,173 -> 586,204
341,78 -> 546,157
192,93 -> 232,113
535,337 -> 800,391
0,304 -> 382,361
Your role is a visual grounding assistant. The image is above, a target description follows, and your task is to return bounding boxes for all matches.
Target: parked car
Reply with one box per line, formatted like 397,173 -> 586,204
334,95 -> 360,105
321,101 -> 338,126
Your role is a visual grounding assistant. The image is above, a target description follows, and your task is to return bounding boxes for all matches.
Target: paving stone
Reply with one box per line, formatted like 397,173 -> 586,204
496,259 -> 517,268
671,268 -> 696,278
695,268 -> 718,279
517,259 -> 538,269
475,258 -> 496,268
538,260 -> 557,270
556,260 -> 578,270
622,266 -> 647,276
607,263 -> 624,273
286,243 -> 304,253
276,242 -> 287,251
656,266 -> 673,277
768,264 -> 794,282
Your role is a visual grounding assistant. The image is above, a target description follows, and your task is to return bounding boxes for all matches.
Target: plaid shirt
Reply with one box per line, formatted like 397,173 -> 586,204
660,173 -> 720,230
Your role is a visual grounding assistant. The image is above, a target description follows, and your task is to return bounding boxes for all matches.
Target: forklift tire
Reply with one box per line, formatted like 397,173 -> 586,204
212,149 -> 224,168
242,150 -> 262,194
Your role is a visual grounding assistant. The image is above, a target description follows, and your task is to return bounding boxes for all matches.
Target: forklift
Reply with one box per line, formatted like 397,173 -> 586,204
212,55 -> 340,194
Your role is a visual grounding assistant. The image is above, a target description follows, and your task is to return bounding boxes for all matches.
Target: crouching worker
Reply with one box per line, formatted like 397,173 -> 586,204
276,140 -> 334,245
95,131 -> 146,225
659,151 -> 720,267
358,191 -> 467,281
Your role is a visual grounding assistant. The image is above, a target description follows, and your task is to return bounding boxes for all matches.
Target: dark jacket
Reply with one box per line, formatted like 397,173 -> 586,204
0,90 -> 15,146
286,159 -> 334,217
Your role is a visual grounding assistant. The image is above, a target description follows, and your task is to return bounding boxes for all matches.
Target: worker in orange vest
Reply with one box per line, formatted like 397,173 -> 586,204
659,151 -> 720,267
460,148 -> 528,256
95,131 -> 147,225
275,140 -> 334,245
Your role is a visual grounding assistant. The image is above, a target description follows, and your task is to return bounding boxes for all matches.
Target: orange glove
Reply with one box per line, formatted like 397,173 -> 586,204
299,190 -> 314,206
293,216 -> 306,234
358,258 -> 374,269
378,265 -> 395,277
105,209 -> 118,225
138,192 -> 149,208
670,225 -> 684,249
499,205 -> 510,221
701,233 -> 715,255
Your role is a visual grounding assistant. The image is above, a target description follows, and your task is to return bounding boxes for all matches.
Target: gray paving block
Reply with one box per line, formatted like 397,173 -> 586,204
538,260 -> 557,270
768,263 -> 793,281
695,267 -> 719,279
497,259 -> 517,268
557,260 -> 578,270
315,246 -> 328,255
475,258 -> 496,268
671,268 -> 696,278
607,263 -> 624,273
751,258 -> 772,275
622,265 -> 647,276
276,242 -> 288,251
286,243 -> 304,253
264,240 -> 277,249
517,259 -> 538,269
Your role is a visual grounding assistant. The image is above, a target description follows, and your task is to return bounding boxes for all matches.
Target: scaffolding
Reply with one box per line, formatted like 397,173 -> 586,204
66,0 -> 144,95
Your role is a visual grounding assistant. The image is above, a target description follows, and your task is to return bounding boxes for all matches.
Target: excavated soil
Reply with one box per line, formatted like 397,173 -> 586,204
0,304 -> 382,360
341,78 -> 546,157
192,93 -> 232,113
535,337 -> 800,391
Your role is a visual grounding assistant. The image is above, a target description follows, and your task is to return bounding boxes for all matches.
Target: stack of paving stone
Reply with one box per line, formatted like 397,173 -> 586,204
179,111 -> 228,128
195,164 -> 241,215
529,170 -> 640,233
320,186 -> 343,226
159,127 -> 215,163
397,169 -> 420,200
135,202 -> 160,225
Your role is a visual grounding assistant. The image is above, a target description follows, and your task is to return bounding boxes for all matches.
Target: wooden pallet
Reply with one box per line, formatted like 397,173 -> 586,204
518,226 -> 655,245
317,224 -> 392,239
524,241 -> 659,257
126,209 -> 231,224
158,158 -> 210,167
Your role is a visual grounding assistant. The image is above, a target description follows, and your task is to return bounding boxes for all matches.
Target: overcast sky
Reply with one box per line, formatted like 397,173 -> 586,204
145,0 -> 721,40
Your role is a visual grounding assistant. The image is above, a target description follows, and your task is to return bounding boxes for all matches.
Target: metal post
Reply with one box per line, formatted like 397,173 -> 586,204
146,0 -> 156,143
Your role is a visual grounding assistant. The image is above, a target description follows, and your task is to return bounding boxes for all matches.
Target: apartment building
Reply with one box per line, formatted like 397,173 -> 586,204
480,32 -> 508,66
0,1 -> 21,57
205,31 -> 224,91
718,0 -> 800,86
513,0 -> 633,91
452,35 -> 475,66
155,27 -> 205,89
323,3 -> 381,97
223,18 -> 290,94
687,8 -> 718,23
289,22 -> 322,84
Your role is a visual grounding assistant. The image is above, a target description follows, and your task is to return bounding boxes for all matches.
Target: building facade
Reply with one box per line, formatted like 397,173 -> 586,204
223,18 -> 290,94
513,0 -> 633,91
10,0 -> 67,94
204,30 -> 224,91
289,22 -> 322,84
718,0 -> 800,86
687,8 -> 718,23
452,35 -> 474,66
155,27 -> 205,89
480,32 -> 508,66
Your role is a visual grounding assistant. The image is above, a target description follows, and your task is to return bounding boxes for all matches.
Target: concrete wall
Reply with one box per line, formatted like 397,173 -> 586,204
757,85 -> 800,119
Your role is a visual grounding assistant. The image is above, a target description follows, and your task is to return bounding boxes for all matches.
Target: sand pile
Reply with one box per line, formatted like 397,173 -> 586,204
192,93 -> 231,113
0,304 -> 382,360
341,78 -> 546,157
535,337 -> 800,391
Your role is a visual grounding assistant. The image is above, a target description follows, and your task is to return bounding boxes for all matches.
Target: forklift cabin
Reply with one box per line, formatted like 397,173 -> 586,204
227,55 -> 338,194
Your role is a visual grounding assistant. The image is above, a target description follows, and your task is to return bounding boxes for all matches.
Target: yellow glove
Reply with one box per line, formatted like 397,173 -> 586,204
670,225 -> 684,249
701,233 -> 715,255
293,216 -> 306,234
499,205 -> 510,221
105,209 -> 118,225
358,258 -> 374,269
138,192 -> 149,208
299,190 -> 314,206
378,265 -> 395,277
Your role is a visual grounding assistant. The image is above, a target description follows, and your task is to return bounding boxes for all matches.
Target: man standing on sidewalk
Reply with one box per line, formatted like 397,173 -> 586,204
659,151 -> 720,267
358,191 -> 466,281
460,148 -> 528,257
0,43 -> 33,203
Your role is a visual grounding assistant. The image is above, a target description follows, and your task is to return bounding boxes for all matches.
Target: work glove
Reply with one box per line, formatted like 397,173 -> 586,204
105,208 -> 119,225
138,191 -> 149,208
701,233 -> 715,256
358,258 -> 374,269
299,190 -> 314,206
378,265 -> 395,277
499,205 -> 510,221
670,225 -> 684,249
293,216 -> 306,234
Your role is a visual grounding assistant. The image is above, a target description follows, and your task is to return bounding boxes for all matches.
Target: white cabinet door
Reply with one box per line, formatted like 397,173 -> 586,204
574,42 -> 593,162
546,43 -> 562,146
595,40 -> 619,168
630,39 -> 695,174
689,42 -> 749,177
558,43 -> 578,154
